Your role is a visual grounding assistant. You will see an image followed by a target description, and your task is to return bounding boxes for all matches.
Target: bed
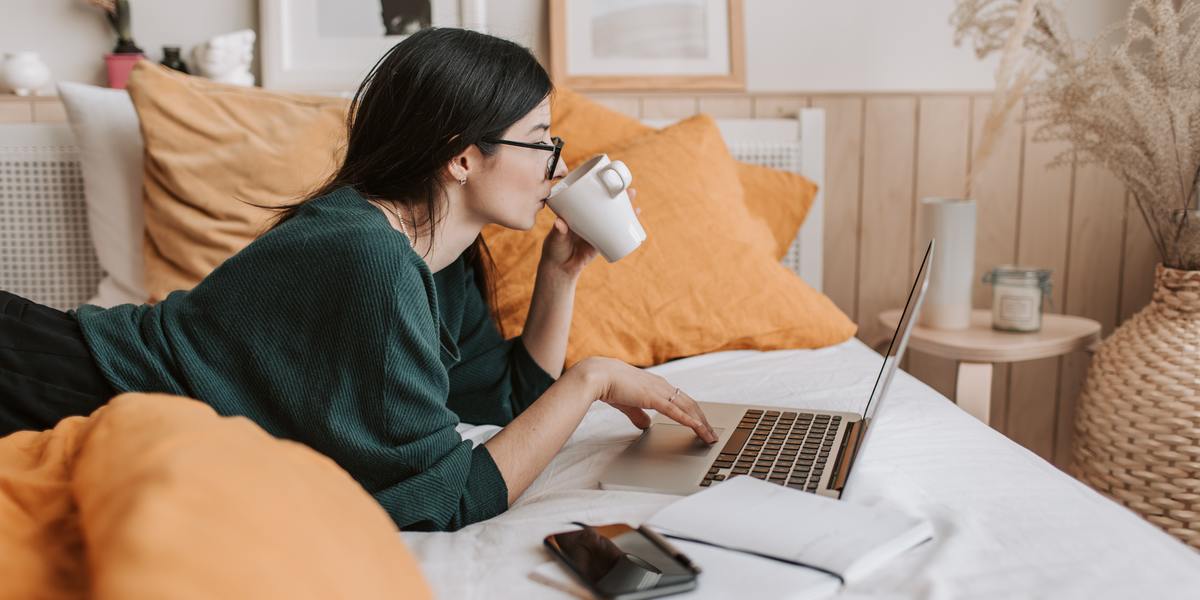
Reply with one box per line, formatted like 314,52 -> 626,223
417,339 -> 1200,598
3,111 -> 1199,599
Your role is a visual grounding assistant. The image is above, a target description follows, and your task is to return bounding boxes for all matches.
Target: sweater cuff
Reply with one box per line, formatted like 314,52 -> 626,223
459,444 -> 510,526
510,337 -> 558,413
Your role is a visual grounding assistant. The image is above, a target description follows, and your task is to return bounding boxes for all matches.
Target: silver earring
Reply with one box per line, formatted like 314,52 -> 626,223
458,177 -> 467,186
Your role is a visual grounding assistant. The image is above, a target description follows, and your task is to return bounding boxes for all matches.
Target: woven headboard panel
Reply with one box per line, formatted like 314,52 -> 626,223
726,139 -> 807,280
0,124 -> 103,310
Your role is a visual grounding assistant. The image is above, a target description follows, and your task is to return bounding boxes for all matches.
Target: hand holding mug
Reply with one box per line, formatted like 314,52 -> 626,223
541,188 -> 639,279
545,155 -> 647,263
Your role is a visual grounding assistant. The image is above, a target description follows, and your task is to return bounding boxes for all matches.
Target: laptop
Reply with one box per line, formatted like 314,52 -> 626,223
598,240 -> 934,498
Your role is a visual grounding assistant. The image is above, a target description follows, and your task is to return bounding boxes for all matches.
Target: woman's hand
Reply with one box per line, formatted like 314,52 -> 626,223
576,356 -> 718,444
538,188 -> 639,280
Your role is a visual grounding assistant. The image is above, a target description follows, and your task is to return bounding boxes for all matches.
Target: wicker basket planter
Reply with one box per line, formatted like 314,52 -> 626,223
1073,264 -> 1200,549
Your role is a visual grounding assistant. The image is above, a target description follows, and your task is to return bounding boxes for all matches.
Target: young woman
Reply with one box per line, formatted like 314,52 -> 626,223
0,28 -> 716,531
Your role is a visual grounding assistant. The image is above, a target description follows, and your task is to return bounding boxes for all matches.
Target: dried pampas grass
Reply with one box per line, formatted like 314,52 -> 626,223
952,0 -> 1043,199
954,0 -> 1200,270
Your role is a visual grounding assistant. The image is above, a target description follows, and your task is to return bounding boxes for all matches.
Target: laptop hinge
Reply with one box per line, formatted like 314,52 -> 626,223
830,419 -> 866,491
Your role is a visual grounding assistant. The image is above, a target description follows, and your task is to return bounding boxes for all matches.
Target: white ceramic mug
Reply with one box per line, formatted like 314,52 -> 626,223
547,154 -> 647,262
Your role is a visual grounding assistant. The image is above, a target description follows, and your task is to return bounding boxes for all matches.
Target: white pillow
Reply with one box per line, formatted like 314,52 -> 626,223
57,81 -> 146,307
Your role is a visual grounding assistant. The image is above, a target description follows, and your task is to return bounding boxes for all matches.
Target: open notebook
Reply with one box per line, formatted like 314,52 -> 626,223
644,475 -> 933,585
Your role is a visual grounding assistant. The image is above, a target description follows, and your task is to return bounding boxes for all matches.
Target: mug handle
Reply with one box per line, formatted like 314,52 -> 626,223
598,160 -> 633,196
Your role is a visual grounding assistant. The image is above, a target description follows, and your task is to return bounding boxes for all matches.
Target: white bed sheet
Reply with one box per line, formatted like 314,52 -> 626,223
404,339 -> 1200,599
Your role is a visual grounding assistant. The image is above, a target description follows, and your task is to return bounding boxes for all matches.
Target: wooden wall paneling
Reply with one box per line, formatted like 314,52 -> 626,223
1119,194 -> 1160,322
811,97 -> 865,321
907,96 -> 973,400
856,97 -> 918,347
753,95 -> 807,118
968,95 -> 1027,430
638,96 -> 699,120
1006,119 -> 1075,461
1054,165 -> 1126,468
698,95 -> 754,118
588,95 -> 641,119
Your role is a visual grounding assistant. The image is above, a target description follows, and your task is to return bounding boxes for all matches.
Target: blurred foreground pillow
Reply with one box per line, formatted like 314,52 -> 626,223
0,393 -> 431,599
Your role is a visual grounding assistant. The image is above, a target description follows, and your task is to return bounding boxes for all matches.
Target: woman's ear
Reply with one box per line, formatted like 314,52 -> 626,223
445,146 -> 481,184
445,155 -> 469,185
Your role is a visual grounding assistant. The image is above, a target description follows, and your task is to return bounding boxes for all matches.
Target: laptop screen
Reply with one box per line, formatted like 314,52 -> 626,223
838,240 -> 933,496
860,239 -> 933,422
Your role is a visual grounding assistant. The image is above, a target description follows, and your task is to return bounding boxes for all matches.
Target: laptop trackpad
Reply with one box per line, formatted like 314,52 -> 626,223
630,425 -> 724,458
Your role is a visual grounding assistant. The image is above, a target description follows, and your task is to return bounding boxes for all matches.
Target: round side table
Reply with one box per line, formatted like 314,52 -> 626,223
877,309 -> 1101,425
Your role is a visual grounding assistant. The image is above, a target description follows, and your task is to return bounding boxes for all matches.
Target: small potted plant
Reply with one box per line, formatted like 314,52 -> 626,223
87,0 -> 144,89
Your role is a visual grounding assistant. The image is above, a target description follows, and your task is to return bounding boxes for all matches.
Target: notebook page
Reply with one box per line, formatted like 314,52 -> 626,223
645,475 -> 933,583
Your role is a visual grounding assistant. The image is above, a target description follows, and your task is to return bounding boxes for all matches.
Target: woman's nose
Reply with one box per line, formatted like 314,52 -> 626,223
552,158 -> 569,181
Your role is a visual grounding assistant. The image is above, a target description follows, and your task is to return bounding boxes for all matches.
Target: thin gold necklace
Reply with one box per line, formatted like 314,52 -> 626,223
375,199 -> 414,248
374,200 -> 457,357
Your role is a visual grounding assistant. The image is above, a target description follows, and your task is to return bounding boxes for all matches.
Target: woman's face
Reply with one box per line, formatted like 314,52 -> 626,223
461,98 -> 568,230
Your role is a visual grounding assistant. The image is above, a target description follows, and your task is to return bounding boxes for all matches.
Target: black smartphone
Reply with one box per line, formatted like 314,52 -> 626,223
544,522 -> 700,600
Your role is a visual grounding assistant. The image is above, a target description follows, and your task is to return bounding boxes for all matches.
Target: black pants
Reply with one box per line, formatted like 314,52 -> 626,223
0,290 -> 116,436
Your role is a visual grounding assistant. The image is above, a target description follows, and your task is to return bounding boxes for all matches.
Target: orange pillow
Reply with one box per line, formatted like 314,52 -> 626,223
550,87 -> 817,259
126,61 -> 349,302
0,393 -> 431,599
483,115 -> 855,368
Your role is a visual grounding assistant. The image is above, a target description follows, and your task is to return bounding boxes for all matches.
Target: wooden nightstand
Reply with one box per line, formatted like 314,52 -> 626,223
878,309 -> 1101,425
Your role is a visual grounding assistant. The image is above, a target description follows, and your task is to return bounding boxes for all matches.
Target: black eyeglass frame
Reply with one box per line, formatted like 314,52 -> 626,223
481,136 -> 564,180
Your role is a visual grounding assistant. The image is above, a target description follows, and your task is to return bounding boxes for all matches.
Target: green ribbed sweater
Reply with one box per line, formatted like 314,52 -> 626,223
74,186 -> 557,532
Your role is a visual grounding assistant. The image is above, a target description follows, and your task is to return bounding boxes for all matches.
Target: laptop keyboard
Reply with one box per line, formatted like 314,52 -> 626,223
701,409 -> 841,492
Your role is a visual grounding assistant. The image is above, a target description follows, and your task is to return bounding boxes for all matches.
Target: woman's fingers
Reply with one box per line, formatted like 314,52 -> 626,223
676,391 -> 716,440
615,404 -> 652,429
654,392 -> 717,443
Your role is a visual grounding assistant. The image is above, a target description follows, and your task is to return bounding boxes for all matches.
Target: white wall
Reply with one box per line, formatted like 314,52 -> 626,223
0,0 -> 1128,93
0,0 -> 258,87
745,0 -> 1129,91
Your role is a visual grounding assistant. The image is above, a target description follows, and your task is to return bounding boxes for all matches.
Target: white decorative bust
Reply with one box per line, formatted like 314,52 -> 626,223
191,29 -> 256,87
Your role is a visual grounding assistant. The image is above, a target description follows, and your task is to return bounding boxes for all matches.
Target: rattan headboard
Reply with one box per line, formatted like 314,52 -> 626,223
0,123 -> 103,310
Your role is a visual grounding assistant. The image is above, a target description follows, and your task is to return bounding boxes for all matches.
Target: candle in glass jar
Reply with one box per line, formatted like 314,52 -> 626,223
983,266 -> 1052,332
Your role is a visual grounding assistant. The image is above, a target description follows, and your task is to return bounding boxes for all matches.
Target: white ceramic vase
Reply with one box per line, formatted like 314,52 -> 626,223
917,197 -> 977,330
2,51 -> 51,96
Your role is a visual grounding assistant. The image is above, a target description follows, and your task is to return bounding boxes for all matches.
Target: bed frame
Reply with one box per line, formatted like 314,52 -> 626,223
0,123 -> 101,310
0,112 -> 825,309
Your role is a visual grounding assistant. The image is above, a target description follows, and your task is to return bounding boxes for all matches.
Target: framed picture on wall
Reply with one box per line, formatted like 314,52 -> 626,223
549,0 -> 745,91
260,0 -> 487,94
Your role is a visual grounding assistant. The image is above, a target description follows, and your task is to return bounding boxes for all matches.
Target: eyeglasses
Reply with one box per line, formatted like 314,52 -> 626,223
481,136 -> 564,180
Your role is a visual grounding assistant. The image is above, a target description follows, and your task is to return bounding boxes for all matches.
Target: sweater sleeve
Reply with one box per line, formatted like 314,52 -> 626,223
334,253 -> 511,532
445,265 -> 558,427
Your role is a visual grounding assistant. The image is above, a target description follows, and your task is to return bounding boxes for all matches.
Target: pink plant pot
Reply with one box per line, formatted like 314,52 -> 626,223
104,53 -> 144,89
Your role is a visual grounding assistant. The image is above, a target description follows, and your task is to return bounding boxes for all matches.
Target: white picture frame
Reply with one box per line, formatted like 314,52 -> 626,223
549,0 -> 745,91
260,0 -> 487,94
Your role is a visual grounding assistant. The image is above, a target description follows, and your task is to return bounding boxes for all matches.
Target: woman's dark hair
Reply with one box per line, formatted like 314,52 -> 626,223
270,27 -> 553,329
